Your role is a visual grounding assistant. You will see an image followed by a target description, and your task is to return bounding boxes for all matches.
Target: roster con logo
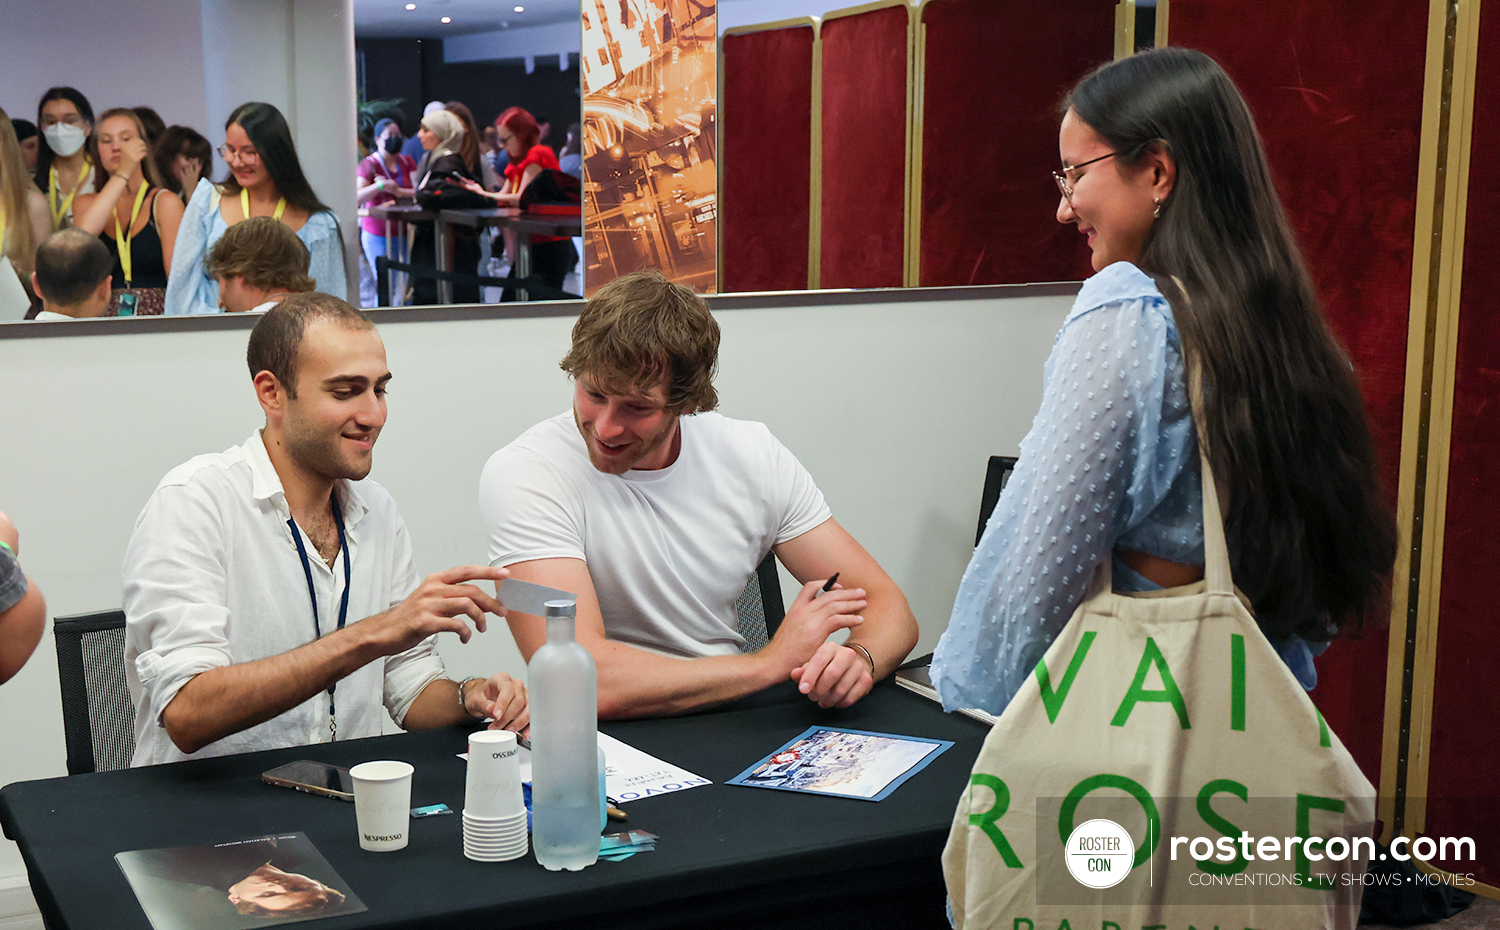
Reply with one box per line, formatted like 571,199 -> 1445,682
1065,819 -> 1136,888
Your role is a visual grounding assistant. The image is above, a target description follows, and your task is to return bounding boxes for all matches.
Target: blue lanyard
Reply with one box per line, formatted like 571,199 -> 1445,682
289,495 -> 350,738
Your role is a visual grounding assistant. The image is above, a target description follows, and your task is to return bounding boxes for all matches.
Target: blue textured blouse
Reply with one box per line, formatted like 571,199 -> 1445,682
164,179 -> 347,315
931,262 -> 1320,716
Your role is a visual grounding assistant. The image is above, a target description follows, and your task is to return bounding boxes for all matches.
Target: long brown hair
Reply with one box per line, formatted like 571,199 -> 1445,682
444,102 -> 481,175
1064,48 -> 1397,642
0,107 -> 41,272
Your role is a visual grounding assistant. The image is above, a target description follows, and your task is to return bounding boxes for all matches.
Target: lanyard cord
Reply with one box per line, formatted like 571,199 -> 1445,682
48,157 -> 92,227
289,495 -> 351,739
114,183 -> 150,287
241,188 -> 287,222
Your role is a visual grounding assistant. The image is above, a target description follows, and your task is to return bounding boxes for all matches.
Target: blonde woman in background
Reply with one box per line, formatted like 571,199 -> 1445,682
0,107 -> 51,316
72,109 -> 185,315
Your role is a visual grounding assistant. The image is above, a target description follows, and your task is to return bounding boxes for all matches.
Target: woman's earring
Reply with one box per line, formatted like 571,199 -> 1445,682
1153,197 -> 1163,219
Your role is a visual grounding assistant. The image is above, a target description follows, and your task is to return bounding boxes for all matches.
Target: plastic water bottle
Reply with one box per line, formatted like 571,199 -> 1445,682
529,599 -> 600,871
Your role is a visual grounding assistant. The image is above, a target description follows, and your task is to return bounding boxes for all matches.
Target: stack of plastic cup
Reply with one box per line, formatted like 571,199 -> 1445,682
464,730 -> 528,862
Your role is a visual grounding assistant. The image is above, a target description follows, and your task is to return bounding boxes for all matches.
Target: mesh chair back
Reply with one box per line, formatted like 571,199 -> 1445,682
976,455 -> 1019,546
735,553 -> 787,653
53,610 -> 136,774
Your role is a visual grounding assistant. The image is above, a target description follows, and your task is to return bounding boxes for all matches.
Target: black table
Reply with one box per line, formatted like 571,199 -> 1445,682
438,208 -> 582,302
1,681 -> 988,929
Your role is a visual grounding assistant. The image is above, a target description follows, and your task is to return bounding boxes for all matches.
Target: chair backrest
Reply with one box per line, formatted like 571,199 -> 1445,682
735,553 -> 787,653
976,455 -> 1019,546
53,609 -> 135,774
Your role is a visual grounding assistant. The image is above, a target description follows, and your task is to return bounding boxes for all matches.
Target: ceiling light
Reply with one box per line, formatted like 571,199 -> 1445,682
441,15 -> 451,22
514,5 -> 525,11
405,3 -> 414,8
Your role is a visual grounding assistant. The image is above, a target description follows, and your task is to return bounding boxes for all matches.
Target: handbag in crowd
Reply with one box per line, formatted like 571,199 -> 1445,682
108,287 -> 166,317
943,412 -> 1375,929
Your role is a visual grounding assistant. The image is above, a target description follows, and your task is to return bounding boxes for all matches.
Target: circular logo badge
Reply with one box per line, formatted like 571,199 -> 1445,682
1065,818 -> 1135,889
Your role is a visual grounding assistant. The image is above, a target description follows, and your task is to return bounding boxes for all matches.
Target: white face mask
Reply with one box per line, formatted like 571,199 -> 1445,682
44,123 -> 87,157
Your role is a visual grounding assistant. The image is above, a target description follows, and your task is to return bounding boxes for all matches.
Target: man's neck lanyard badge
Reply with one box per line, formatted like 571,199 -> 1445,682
290,497 -> 350,739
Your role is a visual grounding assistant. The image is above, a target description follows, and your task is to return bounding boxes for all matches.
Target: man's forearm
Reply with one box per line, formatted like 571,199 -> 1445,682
593,640 -> 788,720
161,623 -> 384,754
844,588 -> 919,679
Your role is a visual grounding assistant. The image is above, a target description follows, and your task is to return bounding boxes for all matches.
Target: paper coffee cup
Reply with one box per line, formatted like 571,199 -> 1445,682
465,731 -> 523,820
350,760 -> 414,852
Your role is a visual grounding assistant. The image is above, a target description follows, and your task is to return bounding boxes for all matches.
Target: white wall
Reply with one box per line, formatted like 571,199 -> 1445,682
0,0 -> 208,132
0,285 -> 1072,919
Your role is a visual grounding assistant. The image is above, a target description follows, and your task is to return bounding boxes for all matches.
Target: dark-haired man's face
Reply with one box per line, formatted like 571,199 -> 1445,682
281,320 -> 389,482
227,864 -> 327,914
572,373 -> 679,475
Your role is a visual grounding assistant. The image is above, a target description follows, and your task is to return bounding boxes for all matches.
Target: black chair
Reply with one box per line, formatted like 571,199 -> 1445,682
735,553 -> 787,653
976,455 -> 1019,546
53,609 -> 136,774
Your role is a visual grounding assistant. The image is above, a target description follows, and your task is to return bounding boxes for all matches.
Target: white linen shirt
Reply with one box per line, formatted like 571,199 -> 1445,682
124,430 -> 441,766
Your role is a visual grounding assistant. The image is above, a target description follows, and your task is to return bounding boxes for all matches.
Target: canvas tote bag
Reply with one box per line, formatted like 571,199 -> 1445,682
943,440 -> 1376,929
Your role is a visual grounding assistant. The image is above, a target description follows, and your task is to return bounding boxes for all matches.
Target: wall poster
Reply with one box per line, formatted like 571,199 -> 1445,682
581,0 -> 718,295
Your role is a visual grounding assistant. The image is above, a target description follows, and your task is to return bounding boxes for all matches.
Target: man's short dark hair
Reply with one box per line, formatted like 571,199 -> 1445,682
558,270 -> 719,414
33,229 -> 112,306
205,217 -> 315,292
246,293 -> 374,397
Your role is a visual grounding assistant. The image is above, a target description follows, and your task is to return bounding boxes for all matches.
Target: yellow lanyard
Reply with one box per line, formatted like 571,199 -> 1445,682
241,189 -> 287,222
114,183 -> 150,287
48,156 -> 92,228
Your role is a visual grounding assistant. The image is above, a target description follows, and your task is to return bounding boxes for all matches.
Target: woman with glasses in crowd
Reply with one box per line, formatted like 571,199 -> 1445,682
931,47 -> 1396,717
34,87 -> 96,230
71,109 -> 185,315
166,102 -> 344,315
0,108 -> 51,315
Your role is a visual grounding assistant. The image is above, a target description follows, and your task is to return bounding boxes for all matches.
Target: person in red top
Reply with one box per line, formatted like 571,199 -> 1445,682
460,106 -> 577,299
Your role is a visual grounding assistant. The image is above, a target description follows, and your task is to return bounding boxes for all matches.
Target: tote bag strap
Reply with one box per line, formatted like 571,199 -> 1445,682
1187,355 -> 1234,598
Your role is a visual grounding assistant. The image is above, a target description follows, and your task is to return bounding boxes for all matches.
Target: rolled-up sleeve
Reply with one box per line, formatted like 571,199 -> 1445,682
379,516 -> 445,725
123,482 -> 236,728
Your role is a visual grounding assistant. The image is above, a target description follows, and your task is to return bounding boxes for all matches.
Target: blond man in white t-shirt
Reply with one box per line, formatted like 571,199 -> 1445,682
480,270 -> 918,720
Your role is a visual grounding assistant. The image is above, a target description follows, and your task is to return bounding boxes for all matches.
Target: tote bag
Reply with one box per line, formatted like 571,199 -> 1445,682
943,445 -> 1375,929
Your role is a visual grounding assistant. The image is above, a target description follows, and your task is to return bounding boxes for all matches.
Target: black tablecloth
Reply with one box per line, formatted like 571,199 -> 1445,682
2,681 -> 989,929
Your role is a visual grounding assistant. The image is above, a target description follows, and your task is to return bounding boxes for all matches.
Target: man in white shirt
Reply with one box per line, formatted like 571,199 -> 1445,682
30,228 -> 112,320
125,293 -> 527,765
480,270 -> 918,719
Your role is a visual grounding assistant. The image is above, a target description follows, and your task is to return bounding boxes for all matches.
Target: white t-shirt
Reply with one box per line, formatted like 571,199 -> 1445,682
123,431 -> 444,766
480,411 -> 832,658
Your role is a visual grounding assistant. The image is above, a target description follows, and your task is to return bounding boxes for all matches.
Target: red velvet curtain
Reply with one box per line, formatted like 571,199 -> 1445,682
721,24 -> 816,293
1424,0 -> 1500,888
917,0 -> 1110,286
1170,1 -> 1427,792
819,4 -> 910,288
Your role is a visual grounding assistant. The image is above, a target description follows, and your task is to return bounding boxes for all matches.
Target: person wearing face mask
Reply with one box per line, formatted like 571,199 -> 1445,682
355,118 -> 416,306
165,101 -> 346,315
34,87 -> 96,230
71,109 -> 185,316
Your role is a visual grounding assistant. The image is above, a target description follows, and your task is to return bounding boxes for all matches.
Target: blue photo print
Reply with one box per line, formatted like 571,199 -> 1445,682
728,726 -> 953,801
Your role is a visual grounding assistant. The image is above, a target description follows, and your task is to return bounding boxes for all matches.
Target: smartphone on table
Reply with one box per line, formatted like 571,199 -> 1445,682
262,760 -> 355,801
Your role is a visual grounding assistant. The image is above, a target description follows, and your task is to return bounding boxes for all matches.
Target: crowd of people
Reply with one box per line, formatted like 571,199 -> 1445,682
0,87 -> 581,321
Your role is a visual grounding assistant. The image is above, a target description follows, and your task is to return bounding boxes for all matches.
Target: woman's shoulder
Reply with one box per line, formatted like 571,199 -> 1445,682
524,145 -> 559,169
1069,262 -> 1168,321
299,209 -> 341,242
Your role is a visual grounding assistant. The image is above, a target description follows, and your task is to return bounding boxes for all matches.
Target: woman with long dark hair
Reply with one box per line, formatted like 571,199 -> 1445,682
165,102 -> 344,314
931,48 -> 1396,714
72,108 -> 185,315
34,87 -> 96,230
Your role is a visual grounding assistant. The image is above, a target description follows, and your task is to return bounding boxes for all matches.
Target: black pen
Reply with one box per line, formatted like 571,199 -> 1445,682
816,572 -> 840,597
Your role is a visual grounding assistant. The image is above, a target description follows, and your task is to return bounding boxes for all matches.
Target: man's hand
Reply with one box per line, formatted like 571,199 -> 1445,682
791,642 -> 873,709
465,672 -> 530,734
762,579 -> 865,676
360,565 -> 509,655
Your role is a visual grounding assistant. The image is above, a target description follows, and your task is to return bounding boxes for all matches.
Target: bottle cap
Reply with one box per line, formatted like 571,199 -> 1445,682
543,599 -> 577,617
